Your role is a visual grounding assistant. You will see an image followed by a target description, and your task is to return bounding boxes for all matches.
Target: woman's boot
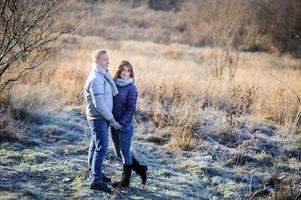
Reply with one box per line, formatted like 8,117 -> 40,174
112,165 -> 132,188
132,156 -> 148,184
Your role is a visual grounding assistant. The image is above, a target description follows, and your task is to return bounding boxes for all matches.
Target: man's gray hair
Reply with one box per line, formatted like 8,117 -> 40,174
92,49 -> 107,62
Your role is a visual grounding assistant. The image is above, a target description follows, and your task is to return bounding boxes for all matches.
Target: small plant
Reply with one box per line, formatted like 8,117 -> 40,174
249,158 -> 301,200
226,84 -> 258,126
168,103 -> 201,151
146,83 -> 202,150
0,115 -> 19,143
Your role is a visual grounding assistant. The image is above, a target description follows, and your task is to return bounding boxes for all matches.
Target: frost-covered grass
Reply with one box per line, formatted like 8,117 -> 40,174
0,108 -> 207,199
0,108 -> 300,199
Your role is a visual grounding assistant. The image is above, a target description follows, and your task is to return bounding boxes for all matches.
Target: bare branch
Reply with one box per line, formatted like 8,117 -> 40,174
0,0 -> 81,93
0,46 -> 62,94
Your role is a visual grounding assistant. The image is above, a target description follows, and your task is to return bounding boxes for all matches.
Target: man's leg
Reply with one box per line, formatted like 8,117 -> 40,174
87,135 -> 95,180
91,119 -> 108,183
87,119 -> 111,192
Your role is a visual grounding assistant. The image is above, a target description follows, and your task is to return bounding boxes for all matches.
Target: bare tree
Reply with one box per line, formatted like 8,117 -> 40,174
204,0 -> 247,80
182,0 -> 253,80
0,0 -> 77,94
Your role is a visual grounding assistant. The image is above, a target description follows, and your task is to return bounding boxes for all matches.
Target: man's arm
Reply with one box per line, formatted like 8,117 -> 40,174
90,77 -> 115,122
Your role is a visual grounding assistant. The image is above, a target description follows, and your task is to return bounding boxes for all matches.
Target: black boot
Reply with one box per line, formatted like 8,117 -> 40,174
132,156 -> 148,184
112,165 -> 132,188
90,182 -> 112,193
103,174 -> 111,182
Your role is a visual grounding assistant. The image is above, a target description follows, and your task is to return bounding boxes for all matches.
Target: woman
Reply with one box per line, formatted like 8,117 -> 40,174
111,60 -> 148,188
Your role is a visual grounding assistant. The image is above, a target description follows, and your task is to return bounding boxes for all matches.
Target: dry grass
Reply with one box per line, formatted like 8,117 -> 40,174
68,1 -> 301,57
63,1 -> 185,43
2,33 -> 300,148
7,85 -> 62,114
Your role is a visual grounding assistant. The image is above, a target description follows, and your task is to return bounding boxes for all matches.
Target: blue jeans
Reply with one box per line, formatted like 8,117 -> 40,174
87,119 -> 109,184
111,123 -> 134,165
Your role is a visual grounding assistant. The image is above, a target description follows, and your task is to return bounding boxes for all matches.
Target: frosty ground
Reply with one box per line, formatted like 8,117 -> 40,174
0,107 -> 300,200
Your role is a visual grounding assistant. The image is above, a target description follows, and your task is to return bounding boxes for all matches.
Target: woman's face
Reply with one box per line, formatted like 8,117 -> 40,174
120,66 -> 131,80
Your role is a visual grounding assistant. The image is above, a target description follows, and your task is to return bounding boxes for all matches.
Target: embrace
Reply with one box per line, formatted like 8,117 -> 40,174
84,50 -> 148,193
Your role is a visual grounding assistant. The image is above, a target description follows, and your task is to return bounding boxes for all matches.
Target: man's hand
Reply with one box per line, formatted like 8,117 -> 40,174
110,121 -> 122,130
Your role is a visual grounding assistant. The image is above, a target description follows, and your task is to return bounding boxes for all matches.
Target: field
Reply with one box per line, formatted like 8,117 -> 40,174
0,1 -> 301,199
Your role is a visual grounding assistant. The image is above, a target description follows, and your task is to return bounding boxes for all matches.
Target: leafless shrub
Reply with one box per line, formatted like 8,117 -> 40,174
145,82 -> 202,150
226,85 -> 258,126
150,83 -> 187,128
168,103 -> 201,151
0,0 -> 79,94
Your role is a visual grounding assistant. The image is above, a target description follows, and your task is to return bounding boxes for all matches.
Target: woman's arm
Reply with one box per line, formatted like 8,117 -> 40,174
119,85 -> 138,126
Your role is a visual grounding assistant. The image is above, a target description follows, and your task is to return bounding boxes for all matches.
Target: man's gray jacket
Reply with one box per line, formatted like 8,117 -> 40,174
84,65 -> 114,122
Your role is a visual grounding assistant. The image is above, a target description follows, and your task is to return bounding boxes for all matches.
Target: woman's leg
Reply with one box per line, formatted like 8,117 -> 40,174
128,124 -> 148,184
112,123 -> 134,188
119,123 -> 134,165
132,155 -> 148,184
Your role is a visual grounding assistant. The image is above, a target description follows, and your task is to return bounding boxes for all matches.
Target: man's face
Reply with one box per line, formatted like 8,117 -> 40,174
96,53 -> 109,69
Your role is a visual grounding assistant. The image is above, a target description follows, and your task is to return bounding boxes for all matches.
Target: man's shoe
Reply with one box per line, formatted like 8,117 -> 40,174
88,169 -> 111,182
90,182 -> 112,193
112,165 -> 132,188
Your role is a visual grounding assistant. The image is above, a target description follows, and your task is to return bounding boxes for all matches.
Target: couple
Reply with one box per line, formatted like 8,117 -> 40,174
84,50 -> 147,193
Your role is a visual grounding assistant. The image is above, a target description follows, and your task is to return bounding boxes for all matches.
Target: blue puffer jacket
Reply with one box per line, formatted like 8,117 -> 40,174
113,83 -> 138,126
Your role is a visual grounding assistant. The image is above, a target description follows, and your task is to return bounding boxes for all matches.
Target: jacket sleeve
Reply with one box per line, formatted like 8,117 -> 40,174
119,85 -> 138,126
90,77 -> 114,122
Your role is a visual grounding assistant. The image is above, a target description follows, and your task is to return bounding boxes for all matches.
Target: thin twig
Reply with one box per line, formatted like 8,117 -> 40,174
268,72 -> 301,104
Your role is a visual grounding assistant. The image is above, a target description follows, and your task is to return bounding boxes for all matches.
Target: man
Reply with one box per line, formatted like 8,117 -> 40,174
84,50 -> 122,193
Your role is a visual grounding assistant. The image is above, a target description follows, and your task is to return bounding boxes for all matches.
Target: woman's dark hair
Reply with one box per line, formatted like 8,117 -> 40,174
114,60 -> 135,81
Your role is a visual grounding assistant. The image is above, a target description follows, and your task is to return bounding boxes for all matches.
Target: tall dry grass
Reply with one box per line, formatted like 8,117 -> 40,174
3,34 -> 300,148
